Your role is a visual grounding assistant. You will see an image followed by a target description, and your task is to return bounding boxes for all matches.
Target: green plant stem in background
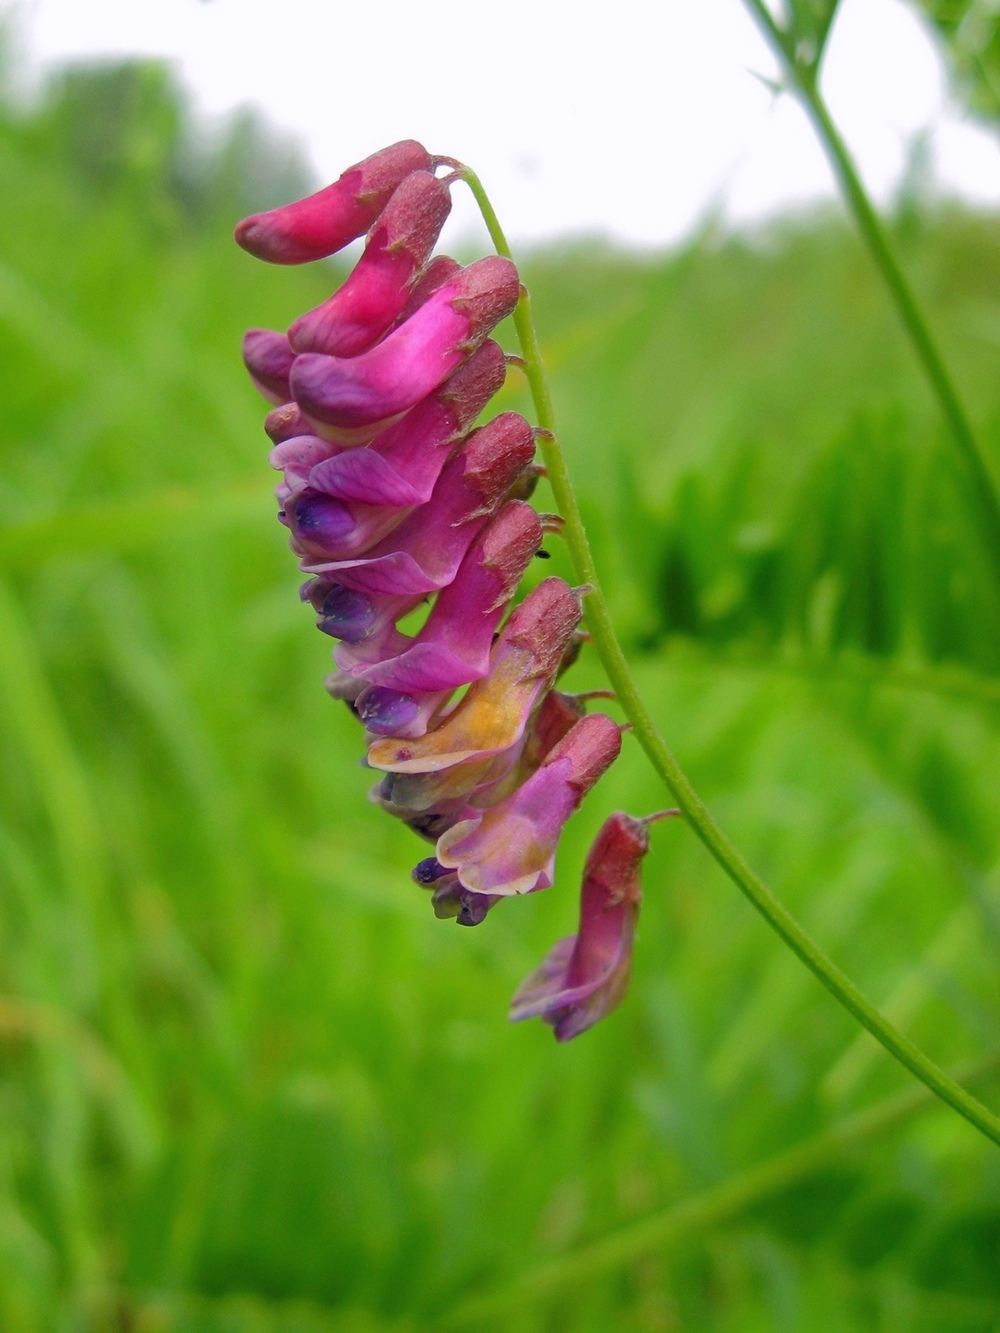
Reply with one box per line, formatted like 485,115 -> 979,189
441,1049 -> 1000,1328
742,0 -> 1000,583
458,164 -> 1000,1150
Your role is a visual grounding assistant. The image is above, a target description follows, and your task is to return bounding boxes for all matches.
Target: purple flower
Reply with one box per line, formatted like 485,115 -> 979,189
235,139 -> 432,264
298,409 -> 536,595
301,579 -> 423,648
288,170 -> 452,357
434,712 -> 623,897
293,340 -> 506,506
290,256 -> 519,437
509,811 -> 668,1041
243,329 -> 296,405
336,496 -> 542,686
366,577 -> 583,776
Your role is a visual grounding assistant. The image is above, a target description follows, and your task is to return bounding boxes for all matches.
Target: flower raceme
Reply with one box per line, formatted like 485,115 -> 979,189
236,139 -> 669,1039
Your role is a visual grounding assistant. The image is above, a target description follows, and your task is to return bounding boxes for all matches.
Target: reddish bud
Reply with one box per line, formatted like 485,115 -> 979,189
234,139 -> 432,264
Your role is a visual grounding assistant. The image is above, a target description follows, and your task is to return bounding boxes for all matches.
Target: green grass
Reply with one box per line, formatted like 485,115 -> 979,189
1,55 -> 1000,1332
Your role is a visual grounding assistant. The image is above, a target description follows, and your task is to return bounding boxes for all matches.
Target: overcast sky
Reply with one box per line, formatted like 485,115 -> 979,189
4,0 -> 999,248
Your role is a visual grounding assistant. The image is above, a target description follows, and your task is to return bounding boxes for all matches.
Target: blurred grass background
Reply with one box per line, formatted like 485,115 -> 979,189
2,11 -> 1000,1328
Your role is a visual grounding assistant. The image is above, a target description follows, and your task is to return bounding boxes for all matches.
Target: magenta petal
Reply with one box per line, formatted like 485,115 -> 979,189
352,644 -> 484,695
309,448 -> 424,508
234,140 -> 431,264
288,171 -> 452,356
290,302 -> 468,430
243,329 -> 295,404
337,500 -> 542,690
289,258 -> 518,430
301,413 -> 536,596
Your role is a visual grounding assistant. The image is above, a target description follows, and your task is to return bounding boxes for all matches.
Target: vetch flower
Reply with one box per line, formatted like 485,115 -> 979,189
235,139 -> 432,264
509,810 -> 675,1040
288,170 -> 453,357
299,410 -> 536,595
336,498 -> 543,685
304,340 -> 506,505
242,328 -> 296,405
290,256 -> 519,438
366,577 -> 583,775
434,712 -> 623,897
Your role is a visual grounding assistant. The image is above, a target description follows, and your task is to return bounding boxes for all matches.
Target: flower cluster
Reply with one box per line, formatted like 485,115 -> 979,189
236,141 -> 662,1039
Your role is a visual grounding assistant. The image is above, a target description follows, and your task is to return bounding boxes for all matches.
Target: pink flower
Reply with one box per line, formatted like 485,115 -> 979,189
366,577 -> 583,775
509,811 -> 671,1041
290,256 -> 519,437
344,500 -> 544,738
298,410 -> 536,595
434,712 -> 623,897
234,139 -> 431,264
288,170 -> 452,357
293,340 -> 506,505
242,329 -> 295,405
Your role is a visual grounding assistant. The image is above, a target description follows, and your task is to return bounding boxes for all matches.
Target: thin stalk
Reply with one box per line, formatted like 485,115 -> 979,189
742,0 -> 1000,582
440,1050 -> 1000,1327
457,163 -> 1000,1150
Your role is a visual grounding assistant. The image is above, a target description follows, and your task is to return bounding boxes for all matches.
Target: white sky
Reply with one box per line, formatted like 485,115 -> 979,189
4,0 -> 999,248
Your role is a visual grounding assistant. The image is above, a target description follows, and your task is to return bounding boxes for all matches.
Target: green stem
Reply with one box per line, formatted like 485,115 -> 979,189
743,0 -> 1000,582
440,1049 -> 1000,1327
457,163 -> 1000,1150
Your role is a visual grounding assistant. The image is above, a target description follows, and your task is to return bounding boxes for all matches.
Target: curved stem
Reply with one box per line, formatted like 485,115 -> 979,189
743,0 -> 1000,584
457,163 -> 1000,1150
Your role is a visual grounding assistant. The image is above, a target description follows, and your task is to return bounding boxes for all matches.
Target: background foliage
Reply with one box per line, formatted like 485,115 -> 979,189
1,17 -> 1000,1329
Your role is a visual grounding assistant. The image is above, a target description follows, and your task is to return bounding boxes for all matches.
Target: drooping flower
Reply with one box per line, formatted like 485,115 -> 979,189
366,577 -> 583,774
509,811 -> 672,1040
235,139 -> 432,264
342,500 -> 543,738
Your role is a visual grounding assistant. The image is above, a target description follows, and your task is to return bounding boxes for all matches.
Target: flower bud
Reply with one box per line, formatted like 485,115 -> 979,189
288,172 -> 452,357
290,256 -> 519,434
434,712 -> 623,897
234,140 -> 432,264
509,812 -> 657,1040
